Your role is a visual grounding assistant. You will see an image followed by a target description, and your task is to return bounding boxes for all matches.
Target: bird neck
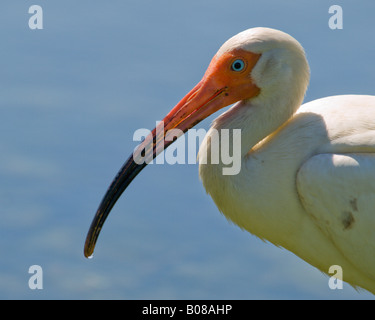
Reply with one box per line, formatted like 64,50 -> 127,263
210,89 -> 304,159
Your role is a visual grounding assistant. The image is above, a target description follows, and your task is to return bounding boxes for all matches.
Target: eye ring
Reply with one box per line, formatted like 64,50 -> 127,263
231,59 -> 246,72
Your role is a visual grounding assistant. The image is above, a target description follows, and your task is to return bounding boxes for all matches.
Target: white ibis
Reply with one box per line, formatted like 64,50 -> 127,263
84,27 -> 375,294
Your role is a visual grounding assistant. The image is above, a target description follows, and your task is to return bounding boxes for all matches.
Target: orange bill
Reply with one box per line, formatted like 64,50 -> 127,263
84,49 -> 261,258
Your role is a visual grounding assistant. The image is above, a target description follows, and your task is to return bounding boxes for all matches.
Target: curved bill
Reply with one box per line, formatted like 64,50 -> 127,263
84,80 -> 229,257
83,51 -> 261,258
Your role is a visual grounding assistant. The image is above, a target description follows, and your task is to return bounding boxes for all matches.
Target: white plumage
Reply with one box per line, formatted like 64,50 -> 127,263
85,27 -> 375,294
198,29 -> 375,293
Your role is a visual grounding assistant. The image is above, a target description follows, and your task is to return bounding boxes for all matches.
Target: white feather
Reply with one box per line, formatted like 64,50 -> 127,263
198,28 -> 375,293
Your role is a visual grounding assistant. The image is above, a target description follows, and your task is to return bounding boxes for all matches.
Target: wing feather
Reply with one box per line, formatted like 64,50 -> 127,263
297,153 -> 375,281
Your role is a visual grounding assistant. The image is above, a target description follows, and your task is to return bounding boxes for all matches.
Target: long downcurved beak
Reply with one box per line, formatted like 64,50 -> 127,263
84,76 -> 230,258
83,51 -> 261,258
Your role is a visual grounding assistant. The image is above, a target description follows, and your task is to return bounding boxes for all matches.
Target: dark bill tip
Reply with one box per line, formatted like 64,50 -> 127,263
84,155 -> 146,258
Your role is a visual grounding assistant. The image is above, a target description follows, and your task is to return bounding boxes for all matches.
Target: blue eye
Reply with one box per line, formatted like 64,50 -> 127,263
231,59 -> 245,72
